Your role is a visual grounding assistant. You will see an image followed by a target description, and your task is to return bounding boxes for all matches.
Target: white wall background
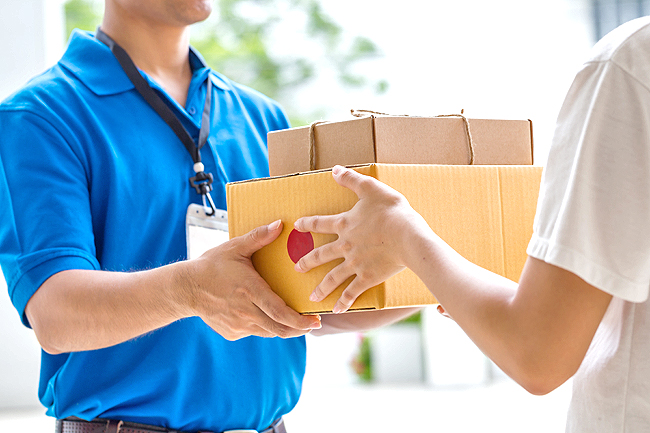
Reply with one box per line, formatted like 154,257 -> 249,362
0,0 -> 65,100
272,0 -> 594,165
0,0 -> 65,410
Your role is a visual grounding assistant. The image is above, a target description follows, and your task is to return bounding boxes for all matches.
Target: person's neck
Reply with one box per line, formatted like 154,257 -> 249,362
101,12 -> 193,106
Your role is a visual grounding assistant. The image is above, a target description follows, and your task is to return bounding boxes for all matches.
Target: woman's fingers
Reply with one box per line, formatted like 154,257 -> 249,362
294,166 -> 384,236
294,214 -> 339,234
331,165 -> 376,198
309,262 -> 355,302
295,239 -> 349,273
294,166 -> 407,312
331,276 -> 375,314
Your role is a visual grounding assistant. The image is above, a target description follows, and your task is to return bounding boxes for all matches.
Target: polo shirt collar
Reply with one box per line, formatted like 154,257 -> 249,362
59,29 -> 230,96
189,46 -> 230,91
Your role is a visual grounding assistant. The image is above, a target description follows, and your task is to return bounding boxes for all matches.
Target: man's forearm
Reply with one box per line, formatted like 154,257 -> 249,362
25,222 -> 322,354
26,264 -> 192,354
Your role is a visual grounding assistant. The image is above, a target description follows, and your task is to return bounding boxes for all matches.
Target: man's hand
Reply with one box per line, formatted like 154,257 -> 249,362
27,220 -> 320,354
293,165 -> 431,314
184,220 -> 322,340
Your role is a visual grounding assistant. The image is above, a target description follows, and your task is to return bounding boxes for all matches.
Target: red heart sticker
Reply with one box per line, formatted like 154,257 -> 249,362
287,229 -> 314,264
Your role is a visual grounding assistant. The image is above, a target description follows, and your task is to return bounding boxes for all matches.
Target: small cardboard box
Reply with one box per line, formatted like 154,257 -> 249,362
268,116 -> 534,176
227,164 -> 542,314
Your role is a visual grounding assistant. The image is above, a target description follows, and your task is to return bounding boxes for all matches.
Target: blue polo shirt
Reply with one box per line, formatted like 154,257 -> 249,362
0,30 -> 305,432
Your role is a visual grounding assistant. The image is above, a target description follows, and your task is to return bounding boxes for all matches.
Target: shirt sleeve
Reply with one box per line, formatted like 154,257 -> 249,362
0,108 -> 100,327
527,58 -> 650,303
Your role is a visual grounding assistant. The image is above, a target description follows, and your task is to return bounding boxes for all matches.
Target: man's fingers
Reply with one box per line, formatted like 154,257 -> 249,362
331,277 -> 371,314
250,279 -> 322,331
295,241 -> 342,273
250,325 -> 275,339
237,220 -> 283,257
309,263 -> 354,303
249,309 -> 312,339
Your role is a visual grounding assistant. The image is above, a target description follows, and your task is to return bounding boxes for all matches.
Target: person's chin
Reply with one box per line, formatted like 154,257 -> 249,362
187,0 -> 214,23
172,0 -> 213,26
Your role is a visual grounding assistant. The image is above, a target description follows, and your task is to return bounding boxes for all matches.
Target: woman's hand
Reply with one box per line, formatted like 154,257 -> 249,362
294,165 -> 432,313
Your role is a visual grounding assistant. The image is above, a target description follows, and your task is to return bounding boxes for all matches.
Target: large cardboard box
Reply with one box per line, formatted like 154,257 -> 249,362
268,116 -> 534,176
227,164 -> 542,314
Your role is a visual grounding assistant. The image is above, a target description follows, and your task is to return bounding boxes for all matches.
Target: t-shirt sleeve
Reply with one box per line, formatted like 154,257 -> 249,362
527,58 -> 650,303
0,108 -> 100,327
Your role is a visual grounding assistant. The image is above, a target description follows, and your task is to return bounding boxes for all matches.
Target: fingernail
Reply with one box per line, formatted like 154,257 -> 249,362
332,165 -> 342,175
269,220 -> 281,231
309,291 -> 319,302
332,305 -> 343,314
310,321 -> 322,329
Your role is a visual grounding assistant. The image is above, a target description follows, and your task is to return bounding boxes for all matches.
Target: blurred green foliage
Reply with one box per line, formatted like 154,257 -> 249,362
352,312 -> 421,383
351,334 -> 372,382
64,0 -> 101,37
63,0 -> 388,126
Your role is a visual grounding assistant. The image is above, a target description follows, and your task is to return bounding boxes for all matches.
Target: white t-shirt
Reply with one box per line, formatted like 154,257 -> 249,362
527,17 -> 650,433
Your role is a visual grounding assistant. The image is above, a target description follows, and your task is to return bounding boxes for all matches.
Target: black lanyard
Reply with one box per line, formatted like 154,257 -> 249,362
95,27 -> 217,214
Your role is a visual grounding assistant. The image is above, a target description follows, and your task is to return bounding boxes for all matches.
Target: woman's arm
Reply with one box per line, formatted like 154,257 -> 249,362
294,165 -> 612,394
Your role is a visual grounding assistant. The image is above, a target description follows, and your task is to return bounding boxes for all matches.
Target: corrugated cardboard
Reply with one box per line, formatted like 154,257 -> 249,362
268,116 -> 534,176
227,164 -> 542,314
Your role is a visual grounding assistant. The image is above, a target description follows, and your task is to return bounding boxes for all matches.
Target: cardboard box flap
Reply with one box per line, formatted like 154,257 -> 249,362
383,269 -> 437,309
497,166 -> 543,281
373,117 -> 473,165
268,117 -> 376,177
468,119 -> 534,165
376,164 -> 507,276
267,127 -> 313,179
373,117 -> 533,166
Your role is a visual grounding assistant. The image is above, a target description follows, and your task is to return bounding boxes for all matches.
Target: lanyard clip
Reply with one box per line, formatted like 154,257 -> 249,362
190,162 -> 216,216
190,162 -> 214,195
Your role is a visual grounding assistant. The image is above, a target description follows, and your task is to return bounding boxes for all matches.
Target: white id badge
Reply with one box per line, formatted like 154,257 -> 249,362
186,204 -> 229,260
